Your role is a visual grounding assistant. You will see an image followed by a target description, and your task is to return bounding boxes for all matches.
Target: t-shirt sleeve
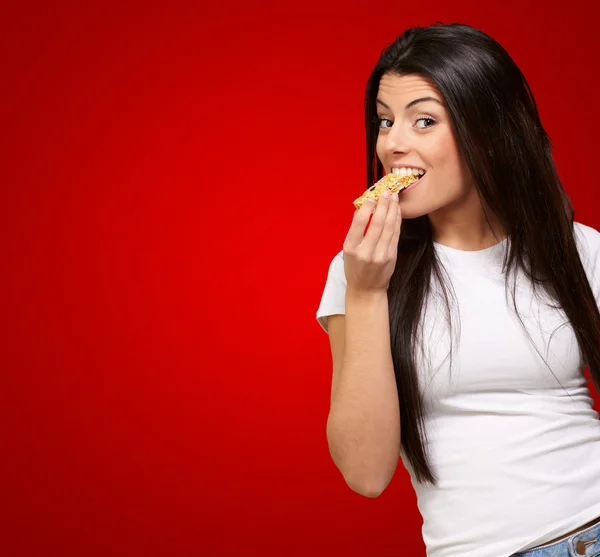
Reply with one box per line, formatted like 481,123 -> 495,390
316,250 -> 347,334
574,222 -> 600,306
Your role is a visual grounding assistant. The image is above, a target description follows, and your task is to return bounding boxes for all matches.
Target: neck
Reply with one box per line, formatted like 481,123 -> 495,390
428,187 -> 505,251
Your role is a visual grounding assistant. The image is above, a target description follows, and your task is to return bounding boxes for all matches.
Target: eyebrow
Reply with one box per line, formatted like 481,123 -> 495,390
376,96 -> 444,110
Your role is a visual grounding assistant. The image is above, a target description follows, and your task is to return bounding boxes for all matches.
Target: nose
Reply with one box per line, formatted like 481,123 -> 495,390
381,122 -> 411,156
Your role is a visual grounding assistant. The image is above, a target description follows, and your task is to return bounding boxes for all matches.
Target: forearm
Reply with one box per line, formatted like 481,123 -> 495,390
326,288 -> 401,496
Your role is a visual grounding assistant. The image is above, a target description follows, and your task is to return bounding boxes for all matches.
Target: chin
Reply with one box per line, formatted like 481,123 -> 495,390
399,195 -> 455,220
398,204 -> 430,220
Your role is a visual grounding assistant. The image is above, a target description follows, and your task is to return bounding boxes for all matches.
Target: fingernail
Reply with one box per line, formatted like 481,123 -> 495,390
382,189 -> 390,198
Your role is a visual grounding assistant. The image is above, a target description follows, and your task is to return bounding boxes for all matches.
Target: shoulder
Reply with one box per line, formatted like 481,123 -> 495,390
574,221 -> 600,244
574,221 -> 600,264
316,249 -> 346,333
573,222 -> 600,292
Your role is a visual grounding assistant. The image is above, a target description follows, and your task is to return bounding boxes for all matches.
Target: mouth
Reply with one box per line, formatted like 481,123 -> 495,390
352,167 -> 425,210
390,167 -> 425,192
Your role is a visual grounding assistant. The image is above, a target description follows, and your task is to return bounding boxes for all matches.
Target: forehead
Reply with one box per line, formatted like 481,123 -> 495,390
377,73 -> 443,107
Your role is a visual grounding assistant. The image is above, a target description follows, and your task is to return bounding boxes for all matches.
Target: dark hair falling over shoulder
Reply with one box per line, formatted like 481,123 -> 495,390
364,22 -> 600,485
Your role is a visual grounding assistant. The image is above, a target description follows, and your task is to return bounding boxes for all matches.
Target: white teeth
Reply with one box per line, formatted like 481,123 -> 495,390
391,167 -> 424,176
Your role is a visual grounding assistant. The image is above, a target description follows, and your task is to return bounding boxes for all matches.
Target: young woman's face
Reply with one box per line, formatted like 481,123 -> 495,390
375,73 -> 475,219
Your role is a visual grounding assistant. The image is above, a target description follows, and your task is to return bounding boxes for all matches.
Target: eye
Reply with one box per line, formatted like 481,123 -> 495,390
376,117 -> 393,130
415,117 -> 436,129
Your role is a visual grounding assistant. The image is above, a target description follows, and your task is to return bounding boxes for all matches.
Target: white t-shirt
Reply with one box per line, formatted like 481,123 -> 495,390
316,222 -> 600,557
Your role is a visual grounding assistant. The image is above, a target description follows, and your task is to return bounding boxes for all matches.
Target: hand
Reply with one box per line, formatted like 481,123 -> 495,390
343,189 -> 402,293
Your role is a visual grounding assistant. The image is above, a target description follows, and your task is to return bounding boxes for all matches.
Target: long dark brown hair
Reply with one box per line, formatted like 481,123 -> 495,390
365,22 -> 600,484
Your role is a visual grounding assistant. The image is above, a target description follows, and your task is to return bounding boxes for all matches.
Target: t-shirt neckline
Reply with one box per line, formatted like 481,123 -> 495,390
433,236 -> 508,255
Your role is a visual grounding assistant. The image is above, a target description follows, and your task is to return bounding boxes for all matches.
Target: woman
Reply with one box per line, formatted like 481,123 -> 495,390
316,23 -> 600,557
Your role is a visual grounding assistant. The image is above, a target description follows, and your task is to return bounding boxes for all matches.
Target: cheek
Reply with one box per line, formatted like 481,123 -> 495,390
430,136 -> 469,185
375,140 -> 384,166
428,132 -> 457,167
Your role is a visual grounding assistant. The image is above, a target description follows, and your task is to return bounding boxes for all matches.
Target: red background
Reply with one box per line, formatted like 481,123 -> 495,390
2,1 -> 599,556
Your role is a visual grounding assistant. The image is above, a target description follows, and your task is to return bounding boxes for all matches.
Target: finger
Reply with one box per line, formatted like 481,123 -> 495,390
344,198 -> 376,250
361,189 -> 392,252
375,192 -> 399,258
